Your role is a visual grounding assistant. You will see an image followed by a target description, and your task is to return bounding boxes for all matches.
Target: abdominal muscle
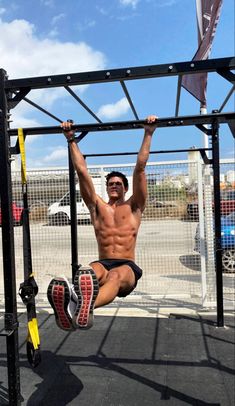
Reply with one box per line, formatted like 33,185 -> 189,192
93,201 -> 141,261
97,227 -> 137,260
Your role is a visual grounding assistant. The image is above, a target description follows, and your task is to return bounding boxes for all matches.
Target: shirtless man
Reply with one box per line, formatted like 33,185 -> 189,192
47,115 -> 158,331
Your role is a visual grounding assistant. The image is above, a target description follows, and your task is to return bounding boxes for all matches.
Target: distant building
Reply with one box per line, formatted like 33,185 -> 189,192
226,170 -> 235,185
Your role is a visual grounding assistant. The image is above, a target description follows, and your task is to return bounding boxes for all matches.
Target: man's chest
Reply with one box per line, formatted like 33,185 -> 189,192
96,204 -> 139,228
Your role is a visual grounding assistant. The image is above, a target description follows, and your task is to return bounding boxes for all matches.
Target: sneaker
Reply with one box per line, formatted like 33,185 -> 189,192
47,277 -> 77,331
73,267 -> 99,329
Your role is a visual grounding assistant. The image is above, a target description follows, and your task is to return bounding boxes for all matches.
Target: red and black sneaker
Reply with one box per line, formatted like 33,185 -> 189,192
47,277 -> 77,331
73,267 -> 99,329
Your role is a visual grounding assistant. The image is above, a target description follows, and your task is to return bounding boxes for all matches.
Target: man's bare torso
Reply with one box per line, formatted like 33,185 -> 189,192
90,196 -> 142,261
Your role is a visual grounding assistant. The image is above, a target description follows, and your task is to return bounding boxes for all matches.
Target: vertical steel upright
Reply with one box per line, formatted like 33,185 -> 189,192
211,115 -> 224,327
0,69 -> 21,403
68,148 -> 79,282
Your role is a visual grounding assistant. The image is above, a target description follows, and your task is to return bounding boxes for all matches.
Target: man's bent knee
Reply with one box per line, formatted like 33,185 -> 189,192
111,265 -> 136,292
89,263 -> 136,294
89,262 -> 108,285
108,269 -> 121,280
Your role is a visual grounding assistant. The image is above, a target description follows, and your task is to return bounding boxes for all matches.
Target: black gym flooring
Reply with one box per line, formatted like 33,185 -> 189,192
0,312 -> 234,405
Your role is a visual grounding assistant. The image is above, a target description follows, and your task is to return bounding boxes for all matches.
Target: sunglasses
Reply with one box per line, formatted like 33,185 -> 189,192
108,181 -> 123,187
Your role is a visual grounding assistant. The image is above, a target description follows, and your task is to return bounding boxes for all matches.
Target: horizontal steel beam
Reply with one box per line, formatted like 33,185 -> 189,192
5,57 -> 235,91
8,112 -> 235,137
83,148 -> 212,158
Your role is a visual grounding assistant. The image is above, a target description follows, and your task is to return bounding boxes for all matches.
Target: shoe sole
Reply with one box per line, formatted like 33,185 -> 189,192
73,268 -> 99,329
47,279 -> 75,331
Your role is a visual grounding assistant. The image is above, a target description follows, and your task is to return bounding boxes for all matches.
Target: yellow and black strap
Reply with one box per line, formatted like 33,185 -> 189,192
18,128 -> 41,368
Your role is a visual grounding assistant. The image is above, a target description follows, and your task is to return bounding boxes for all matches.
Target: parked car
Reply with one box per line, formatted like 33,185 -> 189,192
0,201 -> 24,226
188,189 -> 235,220
195,211 -> 235,273
47,187 -> 90,225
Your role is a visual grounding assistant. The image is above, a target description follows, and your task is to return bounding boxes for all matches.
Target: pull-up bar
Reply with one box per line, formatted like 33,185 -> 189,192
8,111 -> 235,137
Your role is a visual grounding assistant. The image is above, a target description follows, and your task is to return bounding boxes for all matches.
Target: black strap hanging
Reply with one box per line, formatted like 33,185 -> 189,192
17,128 -> 41,368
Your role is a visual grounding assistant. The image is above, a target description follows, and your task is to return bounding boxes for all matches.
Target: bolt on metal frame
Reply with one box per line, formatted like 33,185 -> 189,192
0,56 -> 235,404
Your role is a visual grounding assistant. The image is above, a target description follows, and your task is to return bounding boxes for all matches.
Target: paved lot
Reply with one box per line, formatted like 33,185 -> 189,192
0,219 -> 234,310
0,219 -> 234,404
0,312 -> 234,405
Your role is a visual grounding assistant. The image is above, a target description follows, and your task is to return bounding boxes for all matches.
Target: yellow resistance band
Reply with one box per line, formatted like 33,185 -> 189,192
18,128 -> 27,185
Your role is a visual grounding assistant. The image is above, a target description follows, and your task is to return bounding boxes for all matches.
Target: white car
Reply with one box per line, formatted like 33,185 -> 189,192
48,176 -> 105,225
48,187 -> 90,225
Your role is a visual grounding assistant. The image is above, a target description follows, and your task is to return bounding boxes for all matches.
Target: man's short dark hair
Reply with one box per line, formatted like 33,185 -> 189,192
106,171 -> 129,189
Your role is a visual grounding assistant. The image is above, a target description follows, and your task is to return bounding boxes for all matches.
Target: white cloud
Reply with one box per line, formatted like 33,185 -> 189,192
76,19 -> 96,32
51,13 -> 66,26
117,13 -> 139,21
157,0 -> 178,7
10,102 -> 40,126
0,7 -> 6,15
40,0 -> 54,7
11,114 -> 40,129
96,97 -> 130,120
48,27 -> 58,37
119,0 -> 139,8
0,17 -> 106,131
96,6 -> 108,16
0,19 -> 106,79
43,146 -> 67,163
10,103 -> 44,146
29,87 -> 67,108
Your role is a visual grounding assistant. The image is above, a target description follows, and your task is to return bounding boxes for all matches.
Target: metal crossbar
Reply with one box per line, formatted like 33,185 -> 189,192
219,85 -> 235,112
120,81 -> 139,120
8,111 -> 235,137
5,57 -> 235,91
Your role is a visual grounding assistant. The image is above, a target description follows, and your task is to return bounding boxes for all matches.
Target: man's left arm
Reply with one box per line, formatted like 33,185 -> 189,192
132,115 -> 158,211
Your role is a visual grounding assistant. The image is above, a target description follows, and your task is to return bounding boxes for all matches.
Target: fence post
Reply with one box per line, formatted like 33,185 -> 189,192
211,117 -> 224,327
197,159 -> 207,306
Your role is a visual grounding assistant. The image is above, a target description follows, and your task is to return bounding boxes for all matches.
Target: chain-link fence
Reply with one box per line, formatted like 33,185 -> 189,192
0,158 -> 234,310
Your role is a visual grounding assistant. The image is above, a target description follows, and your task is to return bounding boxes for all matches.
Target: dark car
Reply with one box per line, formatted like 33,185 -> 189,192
195,211 -> 235,273
0,201 -> 24,226
187,200 -> 199,219
187,190 -> 235,220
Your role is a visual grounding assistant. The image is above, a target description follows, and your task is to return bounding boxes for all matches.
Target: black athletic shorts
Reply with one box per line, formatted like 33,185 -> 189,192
90,258 -> 143,297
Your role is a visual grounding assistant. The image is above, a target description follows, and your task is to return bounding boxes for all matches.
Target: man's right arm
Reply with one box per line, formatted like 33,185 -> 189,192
131,115 -> 158,211
61,122 -> 97,209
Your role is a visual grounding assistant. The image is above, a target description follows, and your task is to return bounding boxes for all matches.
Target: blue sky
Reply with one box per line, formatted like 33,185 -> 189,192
0,0 -> 234,168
